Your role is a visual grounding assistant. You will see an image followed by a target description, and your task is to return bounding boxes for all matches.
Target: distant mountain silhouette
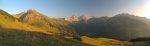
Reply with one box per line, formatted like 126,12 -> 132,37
71,13 -> 150,40
64,15 -> 93,22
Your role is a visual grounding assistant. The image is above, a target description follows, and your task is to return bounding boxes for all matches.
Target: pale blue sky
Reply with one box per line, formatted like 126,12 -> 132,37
0,0 -> 148,17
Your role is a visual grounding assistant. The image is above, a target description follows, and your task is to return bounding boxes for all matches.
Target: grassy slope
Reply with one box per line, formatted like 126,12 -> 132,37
0,28 -> 91,46
1,9 -> 135,46
14,9 -> 78,37
0,10 -> 91,46
0,10 -> 46,33
81,36 -> 132,46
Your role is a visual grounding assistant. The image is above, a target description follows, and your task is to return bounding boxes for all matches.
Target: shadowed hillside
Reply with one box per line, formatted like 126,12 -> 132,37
130,37 -> 150,46
71,13 -> 150,40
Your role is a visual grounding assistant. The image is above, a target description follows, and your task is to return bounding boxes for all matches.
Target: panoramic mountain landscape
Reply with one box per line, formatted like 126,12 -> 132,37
1,9 -> 150,46
1,0 -> 150,46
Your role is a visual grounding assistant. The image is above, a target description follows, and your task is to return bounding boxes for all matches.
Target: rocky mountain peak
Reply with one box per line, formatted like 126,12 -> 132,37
26,9 -> 38,14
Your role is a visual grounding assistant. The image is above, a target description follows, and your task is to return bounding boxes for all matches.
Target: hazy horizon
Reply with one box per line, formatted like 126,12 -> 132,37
1,0 -> 150,18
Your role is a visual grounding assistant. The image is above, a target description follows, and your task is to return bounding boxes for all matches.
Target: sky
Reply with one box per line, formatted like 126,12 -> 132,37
0,0 -> 150,18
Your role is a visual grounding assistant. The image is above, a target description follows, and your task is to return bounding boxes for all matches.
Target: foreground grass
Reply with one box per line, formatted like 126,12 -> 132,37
0,28 -> 91,46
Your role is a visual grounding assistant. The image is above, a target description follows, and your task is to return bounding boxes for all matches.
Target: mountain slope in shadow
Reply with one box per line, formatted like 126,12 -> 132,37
71,13 -> 150,40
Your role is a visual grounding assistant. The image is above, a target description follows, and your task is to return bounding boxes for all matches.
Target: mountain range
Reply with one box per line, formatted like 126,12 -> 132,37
0,9 -> 92,46
71,13 -> 150,40
64,15 -> 93,22
1,9 -> 150,46
14,9 -> 78,37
